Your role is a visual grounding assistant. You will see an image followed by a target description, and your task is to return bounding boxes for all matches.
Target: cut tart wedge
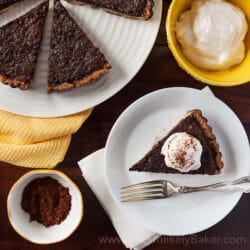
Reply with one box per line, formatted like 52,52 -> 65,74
0,0 -> 49,90
47,0 -> 111,93
65,0 -> 154,20
0,0 -> 23,14
130,109 -> 224,175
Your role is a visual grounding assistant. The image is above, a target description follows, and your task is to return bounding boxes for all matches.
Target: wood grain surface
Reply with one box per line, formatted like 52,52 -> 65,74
0,1 -> 250,249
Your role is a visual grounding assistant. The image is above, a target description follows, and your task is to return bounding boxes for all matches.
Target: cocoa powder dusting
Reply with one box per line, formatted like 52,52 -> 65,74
174,149 -> 187,166
21,176 -> 71,227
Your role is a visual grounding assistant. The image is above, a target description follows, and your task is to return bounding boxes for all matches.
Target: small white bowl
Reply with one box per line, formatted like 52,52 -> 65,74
7,169 -> 84,244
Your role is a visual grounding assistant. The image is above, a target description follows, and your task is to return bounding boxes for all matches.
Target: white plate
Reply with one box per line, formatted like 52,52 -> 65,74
0,0 -> 162,117
105,87 -> 250,235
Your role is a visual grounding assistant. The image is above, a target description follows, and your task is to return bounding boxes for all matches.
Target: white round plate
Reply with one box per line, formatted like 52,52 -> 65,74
0,0 -> 162,117
105,87 -> 250,235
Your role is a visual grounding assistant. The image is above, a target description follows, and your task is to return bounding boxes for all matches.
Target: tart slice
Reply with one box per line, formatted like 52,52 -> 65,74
0,0 -> 49,90
130,110 -> 224,175
65,0 -> 154,20
47,0 -> 111,92
0,0 -> 23,14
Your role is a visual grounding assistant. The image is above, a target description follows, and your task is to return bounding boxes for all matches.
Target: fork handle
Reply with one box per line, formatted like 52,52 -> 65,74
179,176 -> 250,194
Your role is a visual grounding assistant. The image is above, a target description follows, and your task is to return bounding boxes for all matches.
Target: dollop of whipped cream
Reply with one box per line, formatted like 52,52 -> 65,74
161,132 -> 202,172
175,0 -> 248,71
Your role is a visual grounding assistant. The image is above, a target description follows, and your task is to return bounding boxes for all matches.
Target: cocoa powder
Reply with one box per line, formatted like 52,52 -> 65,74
21,176 -> 71,227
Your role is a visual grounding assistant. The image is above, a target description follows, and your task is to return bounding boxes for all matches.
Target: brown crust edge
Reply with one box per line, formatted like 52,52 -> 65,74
65,0 -> 154,20
0,74 -> 30,90
142,0 -> 154,19
0,2 -> 20,14
47,63 -> 112,93
185,109 -> 224,174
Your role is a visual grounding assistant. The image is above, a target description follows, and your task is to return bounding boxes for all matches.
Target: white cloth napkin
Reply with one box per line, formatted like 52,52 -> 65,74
78,149 -> 160,250
78,87 -> 241,249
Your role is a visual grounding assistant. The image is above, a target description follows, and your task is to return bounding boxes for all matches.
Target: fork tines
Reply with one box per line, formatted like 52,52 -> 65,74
121,180 -> 165,202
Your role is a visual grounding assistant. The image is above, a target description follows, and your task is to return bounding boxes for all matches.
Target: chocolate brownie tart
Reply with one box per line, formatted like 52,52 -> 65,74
65,0 -> 154,20
0,0 -> 23,14
0,0 -> 49,90
130,110 -> 224,175
47,0 -> 111,92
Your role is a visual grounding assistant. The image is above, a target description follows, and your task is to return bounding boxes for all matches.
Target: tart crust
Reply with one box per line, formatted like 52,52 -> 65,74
184,110 -> 224,173
47,63 -> 111,92
0,2 -> 19,14
65,0 -> 154,20
0,74 -> 29,90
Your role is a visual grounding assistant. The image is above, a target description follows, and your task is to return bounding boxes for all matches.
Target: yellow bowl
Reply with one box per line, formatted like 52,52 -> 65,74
166,0 -> 250,86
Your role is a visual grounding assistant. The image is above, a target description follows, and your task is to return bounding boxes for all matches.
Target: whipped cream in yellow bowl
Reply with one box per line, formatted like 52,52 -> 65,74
166,0 -> 250,86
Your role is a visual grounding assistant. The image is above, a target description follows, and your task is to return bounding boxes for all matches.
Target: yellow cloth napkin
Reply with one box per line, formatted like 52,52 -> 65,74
0,109 -> 92,168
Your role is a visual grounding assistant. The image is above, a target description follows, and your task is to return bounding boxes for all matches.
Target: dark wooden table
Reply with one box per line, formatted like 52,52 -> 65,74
1,1 -> 250,249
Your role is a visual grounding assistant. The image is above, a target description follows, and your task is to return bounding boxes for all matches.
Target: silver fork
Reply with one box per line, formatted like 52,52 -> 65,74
120,176 -> 250,202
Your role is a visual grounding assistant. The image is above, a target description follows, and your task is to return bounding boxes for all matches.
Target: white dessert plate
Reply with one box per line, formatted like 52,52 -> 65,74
0,0 -> 162,117
105,87 -> 250,235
